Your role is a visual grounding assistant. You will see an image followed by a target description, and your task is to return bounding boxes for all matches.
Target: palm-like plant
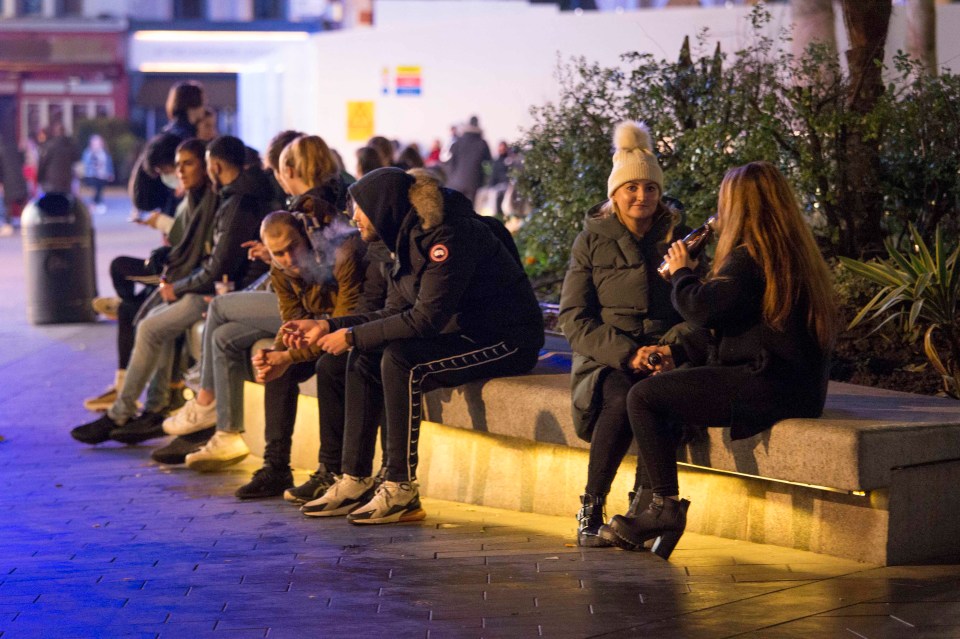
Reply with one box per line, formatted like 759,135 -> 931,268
839,225 -> 960,398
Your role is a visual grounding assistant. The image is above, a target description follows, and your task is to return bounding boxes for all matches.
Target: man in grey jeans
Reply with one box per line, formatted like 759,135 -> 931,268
70,136 -> 267,446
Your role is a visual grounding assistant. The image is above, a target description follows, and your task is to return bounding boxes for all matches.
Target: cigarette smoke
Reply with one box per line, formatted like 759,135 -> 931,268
298,214 -> 358,287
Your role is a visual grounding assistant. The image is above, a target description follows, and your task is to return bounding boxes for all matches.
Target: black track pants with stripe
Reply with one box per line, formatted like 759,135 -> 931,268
341,334 -> 539,483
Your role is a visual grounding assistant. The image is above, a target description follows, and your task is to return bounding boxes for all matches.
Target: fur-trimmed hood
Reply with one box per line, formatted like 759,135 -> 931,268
348,167 -> 466,251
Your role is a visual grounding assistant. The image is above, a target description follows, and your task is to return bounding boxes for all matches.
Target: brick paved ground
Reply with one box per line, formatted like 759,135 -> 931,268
1,190 -> 959,638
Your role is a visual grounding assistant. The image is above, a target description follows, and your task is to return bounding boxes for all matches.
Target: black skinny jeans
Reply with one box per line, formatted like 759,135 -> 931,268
626,364 -> 754,497
262,351 -> 350,473
585,369 -> 650,497
110,256 -> 152,370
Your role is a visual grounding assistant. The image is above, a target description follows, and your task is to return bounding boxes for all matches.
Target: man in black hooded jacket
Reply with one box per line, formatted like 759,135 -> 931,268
280,167 -> 544,525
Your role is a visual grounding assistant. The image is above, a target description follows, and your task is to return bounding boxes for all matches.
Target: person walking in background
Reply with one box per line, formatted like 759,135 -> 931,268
559,121 -> 692,548
37,121 -> 80,195
444,115 -> 491,203
356,146 -> 387,179
196,108 -> 218,142
599,161 -> 838,559
81,134 -> 114,214
0,134 -> 29,236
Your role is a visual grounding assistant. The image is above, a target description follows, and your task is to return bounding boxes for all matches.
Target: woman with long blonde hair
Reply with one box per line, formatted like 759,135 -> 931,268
599,161 -> 838,558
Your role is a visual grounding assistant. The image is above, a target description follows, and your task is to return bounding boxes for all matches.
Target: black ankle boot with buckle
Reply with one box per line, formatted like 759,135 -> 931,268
598,496 -> 689,559
577,493 -> 612,547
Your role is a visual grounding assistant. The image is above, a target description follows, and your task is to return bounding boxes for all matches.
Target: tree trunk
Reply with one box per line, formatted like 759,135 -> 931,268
906,0 -> 937,75
838,0 -> 892,257
791,0 -> 838,61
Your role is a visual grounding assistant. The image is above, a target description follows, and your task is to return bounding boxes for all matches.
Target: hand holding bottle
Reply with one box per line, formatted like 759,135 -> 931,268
662,240 -> 692,276
631,345 -> 674,374
658,215 -> 716,280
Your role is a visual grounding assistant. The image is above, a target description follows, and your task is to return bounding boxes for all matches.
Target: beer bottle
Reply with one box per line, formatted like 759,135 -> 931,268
657,215 -> 717,280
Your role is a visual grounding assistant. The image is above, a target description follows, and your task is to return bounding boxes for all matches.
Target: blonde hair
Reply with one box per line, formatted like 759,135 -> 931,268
712,162 -> 838,351
283,135 -> 338,189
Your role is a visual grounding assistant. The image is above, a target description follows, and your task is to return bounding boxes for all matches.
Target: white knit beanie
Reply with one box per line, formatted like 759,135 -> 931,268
607,121 -> 664,198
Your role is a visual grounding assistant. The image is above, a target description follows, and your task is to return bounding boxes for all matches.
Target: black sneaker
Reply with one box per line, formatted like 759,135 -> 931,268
283,465 -> 338,505
109,411 -> 166,445
235,466 -> 293,500
71,414 -> 120,445
150,427 -> 215,464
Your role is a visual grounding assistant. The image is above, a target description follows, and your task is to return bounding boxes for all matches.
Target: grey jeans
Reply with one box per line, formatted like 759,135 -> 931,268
108,293 -> 208,424
199,291 -> 281,433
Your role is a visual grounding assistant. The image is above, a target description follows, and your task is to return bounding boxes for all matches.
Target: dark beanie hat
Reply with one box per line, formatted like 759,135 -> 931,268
348,167 -> 415,251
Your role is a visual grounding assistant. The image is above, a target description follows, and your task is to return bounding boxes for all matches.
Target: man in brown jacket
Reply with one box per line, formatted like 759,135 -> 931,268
174,210 -> 367,499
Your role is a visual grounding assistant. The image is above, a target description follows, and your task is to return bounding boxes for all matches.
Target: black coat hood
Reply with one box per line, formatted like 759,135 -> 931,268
348,167 -> 415,251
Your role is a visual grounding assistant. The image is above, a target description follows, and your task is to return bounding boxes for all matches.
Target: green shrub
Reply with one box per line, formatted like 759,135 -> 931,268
840,225 -> 960,397
512,5 -> 960,299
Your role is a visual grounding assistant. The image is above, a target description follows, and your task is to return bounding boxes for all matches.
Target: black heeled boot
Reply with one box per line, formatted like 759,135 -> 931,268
577,493 -> 612,547
598,496 -> 689,559
626,488 -> 654,518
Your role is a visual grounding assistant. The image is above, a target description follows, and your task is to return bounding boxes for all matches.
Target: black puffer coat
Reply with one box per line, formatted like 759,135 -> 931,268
329,168 -> 543,352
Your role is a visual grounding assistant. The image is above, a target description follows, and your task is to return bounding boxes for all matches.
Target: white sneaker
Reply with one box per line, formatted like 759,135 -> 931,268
163,397 -> 217,435
184,431 -> 249,472
346,480 -> 426,525
300,474 -> 375,517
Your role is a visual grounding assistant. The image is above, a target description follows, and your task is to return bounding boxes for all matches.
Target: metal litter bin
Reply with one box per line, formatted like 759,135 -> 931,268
22,193 -> 97,324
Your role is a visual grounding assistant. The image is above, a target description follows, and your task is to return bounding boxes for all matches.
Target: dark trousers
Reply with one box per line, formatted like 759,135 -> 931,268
110,256 -> 151,370
626,365 -> 750,497
340,348 -> 386,478
379,335 -> 540,483
262,351 -> 351,473
585,369 -> 650,497
84,177 -> 108,204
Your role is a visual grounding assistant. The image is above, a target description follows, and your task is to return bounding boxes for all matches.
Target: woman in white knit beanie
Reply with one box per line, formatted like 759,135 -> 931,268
558,120 -> 691,547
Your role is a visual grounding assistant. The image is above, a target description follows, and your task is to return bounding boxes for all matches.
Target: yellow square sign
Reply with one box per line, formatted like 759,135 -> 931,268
347,101 -> 375,142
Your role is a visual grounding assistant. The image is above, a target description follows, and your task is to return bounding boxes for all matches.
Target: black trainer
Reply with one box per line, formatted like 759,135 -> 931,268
235,466 -> 293,500
150,427 -> 215,464
283,465 -> 338,505
71,414 -> 120,445
109,411 -> 166,445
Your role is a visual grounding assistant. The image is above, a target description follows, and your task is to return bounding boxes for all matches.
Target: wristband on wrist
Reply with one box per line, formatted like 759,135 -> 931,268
345,327 -> 355,347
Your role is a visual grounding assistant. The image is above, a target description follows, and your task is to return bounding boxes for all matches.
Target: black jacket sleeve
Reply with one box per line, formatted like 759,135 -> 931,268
171,196 -> 260,296
670,247 -> 764,330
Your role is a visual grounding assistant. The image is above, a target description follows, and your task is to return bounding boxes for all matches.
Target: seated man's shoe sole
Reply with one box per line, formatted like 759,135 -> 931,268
347,505 -> 427,525
70,415 -> 119,445
151,428 -> 216,465
186,453 -> 249,473
300,496 -> 370,518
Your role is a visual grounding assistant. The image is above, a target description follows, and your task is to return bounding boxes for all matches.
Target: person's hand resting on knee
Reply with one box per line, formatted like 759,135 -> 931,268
252,348 -> 293,384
